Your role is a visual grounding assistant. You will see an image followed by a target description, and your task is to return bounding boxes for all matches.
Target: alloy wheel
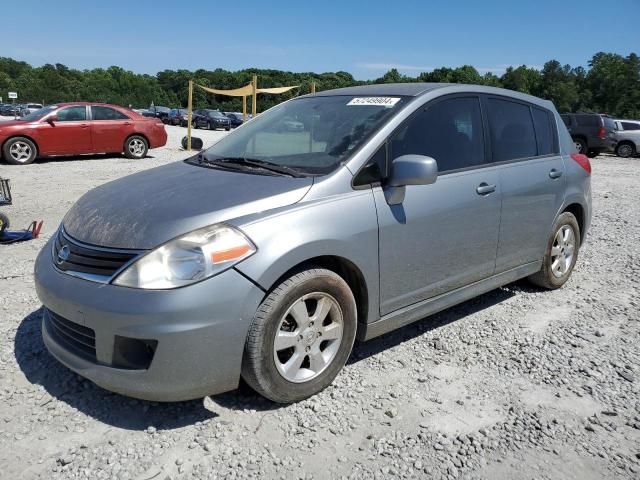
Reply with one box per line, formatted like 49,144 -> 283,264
273,292 -> 344,383
551,225 -> 576,278
128,139 -> 145,157
9,141 -> 32,163
617,144 -> 633,158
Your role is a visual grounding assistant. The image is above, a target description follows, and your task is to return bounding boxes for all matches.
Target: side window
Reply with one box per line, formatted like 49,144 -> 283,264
532,107 -> 555,156
56,106 -> 87,122
561,115 -> 571,126
390,97 -> 485,172
91,106 -> 129,120
621,121 -> 640,131
487,98 -> 537,162
575,114 -> 599,127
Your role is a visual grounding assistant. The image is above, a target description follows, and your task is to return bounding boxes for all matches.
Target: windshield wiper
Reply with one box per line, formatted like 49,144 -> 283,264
202,156 -> 305,177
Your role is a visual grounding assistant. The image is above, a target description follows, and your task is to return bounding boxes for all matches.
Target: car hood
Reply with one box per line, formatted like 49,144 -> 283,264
63,160 -> 314,249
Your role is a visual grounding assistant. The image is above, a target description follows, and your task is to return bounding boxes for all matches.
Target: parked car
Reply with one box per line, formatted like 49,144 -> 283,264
19,103 -> 43,116
168,108 -> 190,126
193,109 -> 231,130
224,112 -> 244,128
613,119 -> 640,158
145,106 -> 171,122
34,84 -> 591,403
560,113 -> 617,157
1,104 -> 20,116
0,102 -> 168,165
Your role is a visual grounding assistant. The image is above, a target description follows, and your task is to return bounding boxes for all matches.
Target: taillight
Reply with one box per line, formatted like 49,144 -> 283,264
598,127 -> 606,139
571,153 -> 591,175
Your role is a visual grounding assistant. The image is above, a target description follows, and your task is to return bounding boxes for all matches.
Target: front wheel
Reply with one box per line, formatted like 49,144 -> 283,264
528,212 -> 580,289
242,268 -> 357,403
615,142 -> 635,158
3,137 -> 38,165
124,135 -> 148,159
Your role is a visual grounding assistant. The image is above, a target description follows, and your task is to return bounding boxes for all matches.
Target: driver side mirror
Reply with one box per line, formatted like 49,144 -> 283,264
384,155 -> 438,206
388,155 -> 438,187
46,115 -> 58,125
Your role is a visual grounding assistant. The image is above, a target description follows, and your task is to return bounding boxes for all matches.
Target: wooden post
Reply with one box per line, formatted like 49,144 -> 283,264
251,74 -> 257,117
311,82 -> 316,94
187,80 -> 193,151
242,95 -> 247,122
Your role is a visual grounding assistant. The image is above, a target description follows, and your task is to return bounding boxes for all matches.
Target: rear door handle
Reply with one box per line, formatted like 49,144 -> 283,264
80,123 -> 89,129
549,169 -> 563,179
124,122 -> 132,126
476,183 -> 496,195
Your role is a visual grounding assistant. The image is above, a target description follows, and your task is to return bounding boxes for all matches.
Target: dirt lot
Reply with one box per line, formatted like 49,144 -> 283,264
0,122 -> 639,480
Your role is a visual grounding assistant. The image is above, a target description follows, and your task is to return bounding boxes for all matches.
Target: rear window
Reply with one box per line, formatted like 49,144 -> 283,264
532,107 -> 556,156
560,115 -> 571,126
487,98 -> 537,162
575,114 -> 599,127
602,116 -> 616,130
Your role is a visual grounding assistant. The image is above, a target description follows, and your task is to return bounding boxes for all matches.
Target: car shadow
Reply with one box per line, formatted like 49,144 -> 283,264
15,282 -> 527,429
33,153 -> 156,164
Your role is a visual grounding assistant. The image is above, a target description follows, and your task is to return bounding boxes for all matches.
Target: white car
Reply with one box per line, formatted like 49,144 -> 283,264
614,119 -> 640,158
20,103 -> 43,116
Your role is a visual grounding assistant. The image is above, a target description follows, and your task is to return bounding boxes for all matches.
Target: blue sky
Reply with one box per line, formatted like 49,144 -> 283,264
4,0 -> 639,79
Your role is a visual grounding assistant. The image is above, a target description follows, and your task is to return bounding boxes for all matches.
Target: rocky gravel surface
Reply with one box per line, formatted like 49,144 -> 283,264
1,123 -> 639,479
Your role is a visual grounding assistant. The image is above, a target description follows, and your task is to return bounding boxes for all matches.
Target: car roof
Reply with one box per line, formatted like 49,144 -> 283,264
306,82 -> 556,110
312,83 -> 452,97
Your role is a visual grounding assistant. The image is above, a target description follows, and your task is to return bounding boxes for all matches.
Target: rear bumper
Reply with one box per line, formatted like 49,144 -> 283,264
35,238 -> 265,401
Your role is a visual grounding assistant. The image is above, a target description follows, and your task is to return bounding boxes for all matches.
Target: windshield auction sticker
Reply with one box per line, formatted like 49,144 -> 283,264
347,97 -> 401,107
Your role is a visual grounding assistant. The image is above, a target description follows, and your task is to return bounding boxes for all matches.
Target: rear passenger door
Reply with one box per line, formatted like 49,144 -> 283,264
484,97 -> 566,273
375,95 -> 502,314
90,106 -> 134,153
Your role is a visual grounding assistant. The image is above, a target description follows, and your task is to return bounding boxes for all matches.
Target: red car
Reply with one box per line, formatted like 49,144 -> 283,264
0,103 -> 168,165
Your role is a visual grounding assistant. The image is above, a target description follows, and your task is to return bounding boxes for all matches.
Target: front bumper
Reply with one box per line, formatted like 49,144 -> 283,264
35,238 -> 265,401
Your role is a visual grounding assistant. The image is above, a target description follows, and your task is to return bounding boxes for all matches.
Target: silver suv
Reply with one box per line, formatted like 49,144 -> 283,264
35,84 -> 592,403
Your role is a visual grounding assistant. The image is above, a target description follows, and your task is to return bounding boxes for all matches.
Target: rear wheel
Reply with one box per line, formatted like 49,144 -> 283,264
528,212 -> 580,289
573,138 -> 587,154
3,137 -> 37,165
587,149 -> 600,158
124,135 -> 148,159
207,122 -> 212,130
615,142 -> 635,158
242,268 -> 357,403
0,212 -> 9,233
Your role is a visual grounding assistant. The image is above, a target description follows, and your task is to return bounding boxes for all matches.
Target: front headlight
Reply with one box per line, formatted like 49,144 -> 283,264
112,224 -> 256,289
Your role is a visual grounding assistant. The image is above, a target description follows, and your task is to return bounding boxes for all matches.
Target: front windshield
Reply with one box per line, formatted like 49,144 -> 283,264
200,95 -> 408,175
21,105 -> 57,122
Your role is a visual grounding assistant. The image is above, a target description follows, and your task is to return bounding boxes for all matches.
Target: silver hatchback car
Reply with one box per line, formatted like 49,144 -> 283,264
35,84 -> 592,403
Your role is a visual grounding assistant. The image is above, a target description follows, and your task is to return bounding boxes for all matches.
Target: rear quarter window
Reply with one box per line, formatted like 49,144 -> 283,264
621,121 -> 640,131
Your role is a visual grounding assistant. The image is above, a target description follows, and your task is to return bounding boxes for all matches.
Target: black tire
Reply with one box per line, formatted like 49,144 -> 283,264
123,135 -> 148,159
615,142 -> 636,158
242,268 -> 357,403
528,212 -> 581,290
225,126 -> 231,131
2,137 -> 37,165
573,138 -> 587,154
587,149 -> 600,158
207,122 -> 213,130
0,212 -> 9,233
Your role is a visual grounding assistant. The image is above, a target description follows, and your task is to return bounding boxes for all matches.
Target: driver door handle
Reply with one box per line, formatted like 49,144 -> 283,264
476,183 -> 496,195
549,169 -> 563,179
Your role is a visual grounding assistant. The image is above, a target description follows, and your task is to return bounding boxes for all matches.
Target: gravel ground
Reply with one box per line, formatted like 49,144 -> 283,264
0,122 -> 639,480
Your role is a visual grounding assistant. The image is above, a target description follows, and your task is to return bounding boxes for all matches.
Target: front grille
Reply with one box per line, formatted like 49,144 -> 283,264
45,309 -> 97,362
53,228 -> 141,278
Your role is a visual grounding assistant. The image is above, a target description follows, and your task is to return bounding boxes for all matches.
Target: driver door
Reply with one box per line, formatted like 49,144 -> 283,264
375,95 -> 502,315
38,105 -> 93,155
